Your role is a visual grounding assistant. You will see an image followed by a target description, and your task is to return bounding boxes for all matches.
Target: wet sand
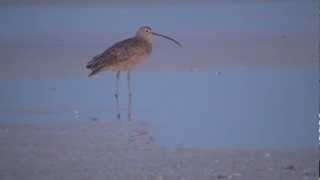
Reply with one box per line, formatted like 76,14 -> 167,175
0,120 -> 317,180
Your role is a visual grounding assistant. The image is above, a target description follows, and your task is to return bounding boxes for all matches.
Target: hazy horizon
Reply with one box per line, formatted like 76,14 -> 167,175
0,0 -> 317,79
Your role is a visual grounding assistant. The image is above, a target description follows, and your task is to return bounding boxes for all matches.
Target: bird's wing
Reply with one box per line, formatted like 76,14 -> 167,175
86,38 -> 147,70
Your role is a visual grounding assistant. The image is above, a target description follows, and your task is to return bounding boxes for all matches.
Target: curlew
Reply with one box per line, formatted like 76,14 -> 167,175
86,26 -> 182,120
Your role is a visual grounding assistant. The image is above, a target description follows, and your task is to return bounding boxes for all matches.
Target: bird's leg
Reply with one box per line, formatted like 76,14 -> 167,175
127,71 -> 132,121
115,71 -> 121,120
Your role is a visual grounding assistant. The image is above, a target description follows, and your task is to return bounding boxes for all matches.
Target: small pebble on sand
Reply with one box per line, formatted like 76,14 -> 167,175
283,165 -> 296,171
217,174 -> 227,179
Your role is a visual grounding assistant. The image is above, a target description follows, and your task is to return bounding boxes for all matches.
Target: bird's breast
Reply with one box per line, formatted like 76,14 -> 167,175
106,53 -> 149,71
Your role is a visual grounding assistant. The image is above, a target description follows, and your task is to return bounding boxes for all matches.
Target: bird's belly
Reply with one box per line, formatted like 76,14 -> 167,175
106,54 -> 149,71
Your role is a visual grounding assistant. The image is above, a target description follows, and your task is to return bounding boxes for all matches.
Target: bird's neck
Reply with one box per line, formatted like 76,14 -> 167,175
136,34 -> 151,43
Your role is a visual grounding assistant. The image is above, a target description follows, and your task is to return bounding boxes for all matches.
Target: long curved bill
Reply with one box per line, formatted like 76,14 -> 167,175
151,32 -> 182,47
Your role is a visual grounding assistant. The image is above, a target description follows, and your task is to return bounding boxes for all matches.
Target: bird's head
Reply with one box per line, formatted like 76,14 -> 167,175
136,26 -> 182,47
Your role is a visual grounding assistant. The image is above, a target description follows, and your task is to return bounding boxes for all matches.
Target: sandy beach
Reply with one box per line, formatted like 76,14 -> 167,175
0,120 -> 317,180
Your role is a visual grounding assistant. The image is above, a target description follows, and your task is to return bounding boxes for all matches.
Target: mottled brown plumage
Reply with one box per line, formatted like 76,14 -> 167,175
86,26 -> 181,120
86,26 -> 181,76
86,36 -> 152,76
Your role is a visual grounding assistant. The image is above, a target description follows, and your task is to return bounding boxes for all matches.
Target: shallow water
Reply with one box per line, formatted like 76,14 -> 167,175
0,1 -> 318,148
0,66 -> 317,148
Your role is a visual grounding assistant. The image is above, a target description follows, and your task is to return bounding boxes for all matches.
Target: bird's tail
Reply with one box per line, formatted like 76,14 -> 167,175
88,71 -> 95,77
88,68 -> 100,77
86,56 -> 104,77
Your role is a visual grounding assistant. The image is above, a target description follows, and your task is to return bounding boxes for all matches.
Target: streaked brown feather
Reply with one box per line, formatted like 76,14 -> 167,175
86,37 -> 152,76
